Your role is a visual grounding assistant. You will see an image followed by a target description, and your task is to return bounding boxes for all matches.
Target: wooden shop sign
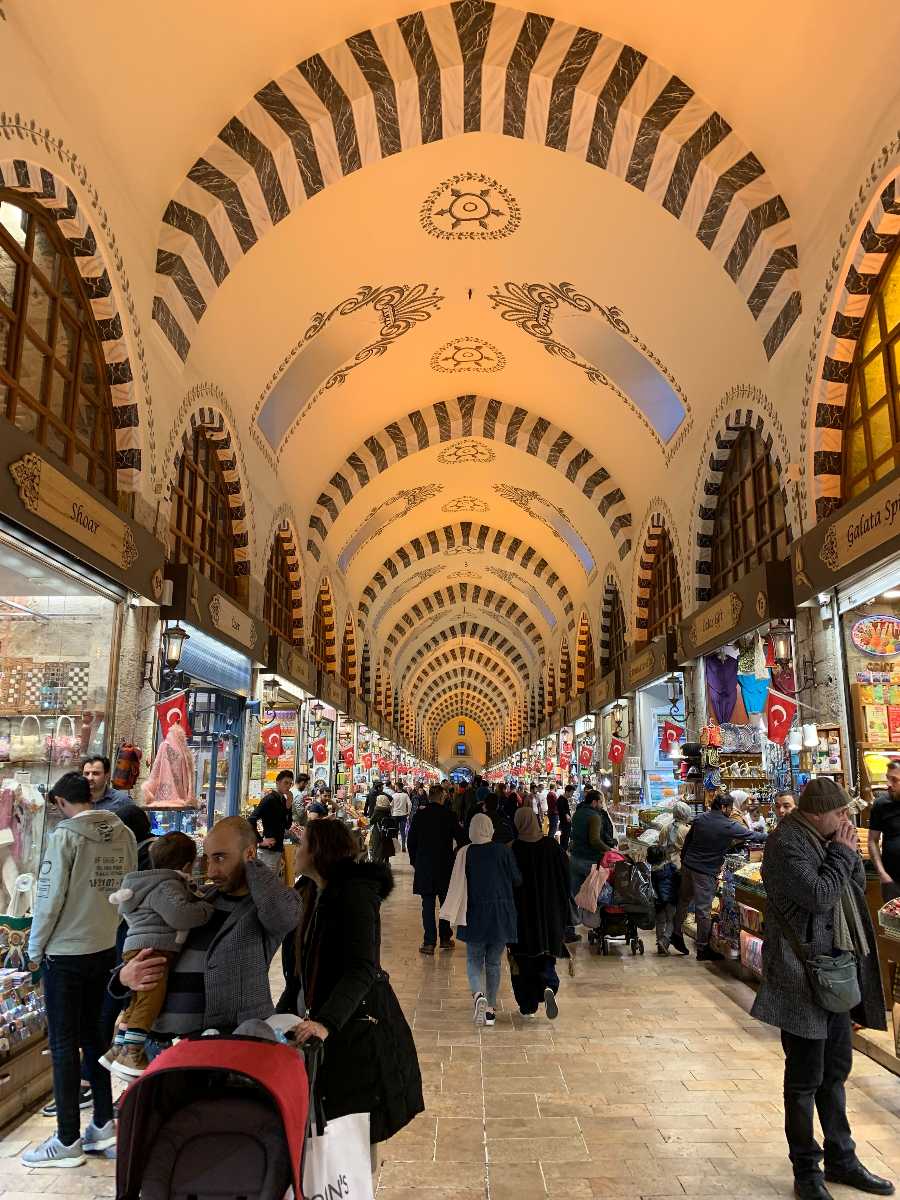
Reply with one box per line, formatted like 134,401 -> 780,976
793,467 -> 900,604
677,561 -> 793,661
319,674 -> 347,713
566,694 -> 588,723
163,564 -> 266,664
624,630 -> 676,691
589,670 -> 618,712
267,635 -> 317,695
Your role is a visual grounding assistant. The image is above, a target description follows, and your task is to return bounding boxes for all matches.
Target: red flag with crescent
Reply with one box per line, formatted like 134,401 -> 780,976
559,753 -> 571,771
578,744 -> 594,768
660,720 -> 684,754
765,689 -> 797,745
341,746 -> 355,768
608,736 -> 626,765
312,736 -> 328,764
261,722 -> 283,759
362,752 -> 373,771
545,757 -> 554,774
377,756 -> 389,772
156,692 -> 191,739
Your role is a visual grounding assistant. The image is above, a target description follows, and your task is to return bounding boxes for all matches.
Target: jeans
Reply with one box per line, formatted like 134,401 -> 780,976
43,949 -> 116,1145
396,817 -> 408,851
510,954 -> 559,1014
559,823 -> 571,853
674,866 -> 719,949
465,941 -> 505,1007
781,1012 -> 856,1181
655,902 -> 676,949
421,893 -> 451,947
548,815 -> 559,839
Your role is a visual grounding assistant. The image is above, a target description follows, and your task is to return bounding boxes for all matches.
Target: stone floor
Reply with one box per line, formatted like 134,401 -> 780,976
2,854 -> 899,1199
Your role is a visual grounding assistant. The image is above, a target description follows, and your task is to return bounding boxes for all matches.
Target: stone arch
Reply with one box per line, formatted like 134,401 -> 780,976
403,641 -> 525,702
261,506 -> 304,645
423,686 -> 506,730
692,389 -> 794,602
167,404 -> 254,580
599,564 -> 628,667
394,620 -> 534,681
558,636 -> 573,701
382,583 -> 545,658
154,4 -> 799,365
340,612 -> 357,691
809,170 -> 900,519
547,662 -> 557,714
359,640 -> 372,702
426,698 -> 501,735
312,575 -> 337,674
630,498 -> 686,637
359,521 -> 574,628
410,658 -> 520,713
309,396 -> 632,563
0,155 -> 145,490
575,611 -> 596,693
419,675 -> 512,721
373,662 -> 384,713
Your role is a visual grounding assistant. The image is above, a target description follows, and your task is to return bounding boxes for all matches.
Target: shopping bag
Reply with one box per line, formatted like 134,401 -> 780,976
302,1111 -> 374,1200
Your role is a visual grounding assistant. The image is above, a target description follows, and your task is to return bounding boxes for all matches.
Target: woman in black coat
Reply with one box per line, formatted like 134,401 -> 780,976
279,820 -> 423,1148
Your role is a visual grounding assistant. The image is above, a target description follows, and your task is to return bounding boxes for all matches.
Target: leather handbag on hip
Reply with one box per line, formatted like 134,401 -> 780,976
768,900 -> 861,1013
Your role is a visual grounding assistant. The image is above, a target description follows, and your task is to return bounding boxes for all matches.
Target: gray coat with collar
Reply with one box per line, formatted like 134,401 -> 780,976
751,813 -> 885,1039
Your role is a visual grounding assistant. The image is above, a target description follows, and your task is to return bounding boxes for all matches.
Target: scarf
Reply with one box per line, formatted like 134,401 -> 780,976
514,808 -> 543,843
792,812 -> 869,958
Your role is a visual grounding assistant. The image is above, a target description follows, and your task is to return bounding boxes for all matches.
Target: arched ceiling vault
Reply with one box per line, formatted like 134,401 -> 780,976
394,622 -> 535,683
404,644 -> 523,705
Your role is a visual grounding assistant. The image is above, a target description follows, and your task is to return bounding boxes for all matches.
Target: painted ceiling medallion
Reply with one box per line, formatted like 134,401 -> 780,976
431,336 -> 505,374
441,496 -> 489,513
420,172 -> 521,241
437,440 -> 496,465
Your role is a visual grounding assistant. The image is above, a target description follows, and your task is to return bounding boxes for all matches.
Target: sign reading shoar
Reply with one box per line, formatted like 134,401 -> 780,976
209,592 -> 258,651
10,453 -> 138,570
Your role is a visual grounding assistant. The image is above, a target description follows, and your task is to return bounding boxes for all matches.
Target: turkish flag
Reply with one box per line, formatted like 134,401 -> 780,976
312,736 -> 328,764
377,756 -> 389,772
579,744 -> 594,768
545,757 -> 554,773
362,752 -> 373,771
399,763 -> 409,775
261,722 -> 283,759
156,691 -> 191,739
341,747 -> 355,768
660,720 -> 684,754
559,753 -> 571,771
608,736 -> 626,764
765,689 -> 797,745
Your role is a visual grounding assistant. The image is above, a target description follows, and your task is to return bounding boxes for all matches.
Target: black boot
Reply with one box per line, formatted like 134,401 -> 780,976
794,1178 -> 834,1200
824,1164 -> 895,1195
669,933 -> 689,955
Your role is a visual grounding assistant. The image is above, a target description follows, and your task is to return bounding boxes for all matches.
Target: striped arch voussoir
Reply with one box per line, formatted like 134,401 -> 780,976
405,644 -> 522,705
382,583 -> 545,659
314,577 -> 337,674
264,514 -> 304,644
170,408 -> 250,574
694,401 -> 793,602
153,3 -> 799,367
340,613 -> 357,690
631,499 -> 684,637
310,396 -> 631,565
575,612 -> 595,694
812,173 -> 900,519
395,620 -> 533,681
0,157 -> 142,489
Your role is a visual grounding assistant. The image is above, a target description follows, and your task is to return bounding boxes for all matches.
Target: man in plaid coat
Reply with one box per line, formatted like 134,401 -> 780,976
752,779 -> 892,1200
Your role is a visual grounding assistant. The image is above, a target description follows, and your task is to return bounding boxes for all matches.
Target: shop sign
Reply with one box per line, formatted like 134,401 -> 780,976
677,561 -> 793,660
793,468 -> 900,603
271,637 -> 317,694
850,614 -> 900,657
164,565 -> 265,664
589,671 -> 617,711
348,695 -> 367,724
566,694 -> 588,723
320,675 -> 347,712
625,632 -> 675,690
684,592 -> 743,652
552,706 -> 566,732
208,590 -> 259,653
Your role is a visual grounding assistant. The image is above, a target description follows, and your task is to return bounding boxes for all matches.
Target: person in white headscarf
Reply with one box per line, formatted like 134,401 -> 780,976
441,814 -> 521,1027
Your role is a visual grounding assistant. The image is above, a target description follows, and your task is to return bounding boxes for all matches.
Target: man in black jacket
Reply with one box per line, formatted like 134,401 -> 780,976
407,784 -> 465,955
671,793 -> 752,959
249,770 -> 294,875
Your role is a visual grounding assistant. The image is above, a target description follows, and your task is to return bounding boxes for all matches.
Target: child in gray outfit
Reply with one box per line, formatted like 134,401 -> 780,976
104,831 -> 214,1076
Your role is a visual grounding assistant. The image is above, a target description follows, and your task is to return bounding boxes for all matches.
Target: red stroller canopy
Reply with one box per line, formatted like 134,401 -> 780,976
115,1036 -> 310,1200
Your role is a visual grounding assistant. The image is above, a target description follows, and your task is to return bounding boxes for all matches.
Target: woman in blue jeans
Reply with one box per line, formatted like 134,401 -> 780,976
448,814 -> 521,1027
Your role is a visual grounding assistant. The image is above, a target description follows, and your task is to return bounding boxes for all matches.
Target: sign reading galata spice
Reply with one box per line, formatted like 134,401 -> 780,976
10,453 -> 138,571
819,476 -> 900,573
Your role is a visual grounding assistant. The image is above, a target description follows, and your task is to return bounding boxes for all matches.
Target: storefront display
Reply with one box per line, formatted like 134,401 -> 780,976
624,631 -> 684,806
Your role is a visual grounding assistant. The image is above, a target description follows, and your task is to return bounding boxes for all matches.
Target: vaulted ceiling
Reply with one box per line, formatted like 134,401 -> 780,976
7,0 -> 900,765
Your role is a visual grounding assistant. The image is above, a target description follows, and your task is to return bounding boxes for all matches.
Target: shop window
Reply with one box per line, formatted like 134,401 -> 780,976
710,427 -> 788,593
844,243 -> 900,500
646,526 -> 682,639
604,587 -> 627,676
263,535 -> 300,646
0,194 -> 119,503
169,428 -> 236,596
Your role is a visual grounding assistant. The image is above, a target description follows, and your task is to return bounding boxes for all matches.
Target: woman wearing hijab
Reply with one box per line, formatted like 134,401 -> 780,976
509,808 -> 572,1020
442,814 -> 521,1027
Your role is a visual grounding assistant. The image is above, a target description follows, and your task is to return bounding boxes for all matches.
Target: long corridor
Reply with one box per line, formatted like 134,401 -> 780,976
379,858 -> 900,1200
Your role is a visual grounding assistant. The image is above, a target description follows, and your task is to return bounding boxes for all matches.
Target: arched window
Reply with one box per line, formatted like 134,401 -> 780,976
559,639 -> 572,702
170,428 -> 235,595
710,427 -> 788,593
0,194 -> 118,501
311,582 -> 332,672
546,664 -> 557,714
264,535 -> 300,646
340,616 -> 356,691
843,244 -> 900,500
577,614 -> 596,692
604,588 -> 627,676
647,526 -> 682,640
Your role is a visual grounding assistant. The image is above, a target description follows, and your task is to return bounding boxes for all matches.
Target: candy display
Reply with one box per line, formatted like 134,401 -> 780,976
0,969 -> 46,1058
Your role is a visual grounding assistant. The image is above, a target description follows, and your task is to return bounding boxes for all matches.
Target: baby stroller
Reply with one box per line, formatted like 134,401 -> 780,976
589,850 -> 653,957
115,1034 -> 312,1200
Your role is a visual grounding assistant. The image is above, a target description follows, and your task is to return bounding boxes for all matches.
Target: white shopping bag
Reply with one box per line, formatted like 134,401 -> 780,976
302,1111 -> 373,1200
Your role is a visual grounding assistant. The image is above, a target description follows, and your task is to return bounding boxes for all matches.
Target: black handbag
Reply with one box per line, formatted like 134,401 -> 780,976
768,902 -> 861,1014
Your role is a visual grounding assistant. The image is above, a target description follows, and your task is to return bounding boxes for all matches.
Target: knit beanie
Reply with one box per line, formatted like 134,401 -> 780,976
798,777 -> 849,815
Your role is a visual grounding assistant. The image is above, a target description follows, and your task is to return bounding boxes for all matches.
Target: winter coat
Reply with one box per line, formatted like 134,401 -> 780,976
651,861 -> 680,906
510,836 -> 572,959
681,810 -> 752,875
278,860 -> 423,1144
457,842 -> 521,944
369,812 -> 397,863
111,868 -> 216,954
28,811 -> 137,962
407,802 -> 465,896
249,791 -> 293,850
570,803 -> 614,862
751,814 -> 886,1039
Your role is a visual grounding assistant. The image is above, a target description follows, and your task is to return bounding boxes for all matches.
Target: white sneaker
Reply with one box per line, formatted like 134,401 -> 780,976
83,1120 -> 116,1153
21,1135 -> 86,1168
473,992 -> 487,1026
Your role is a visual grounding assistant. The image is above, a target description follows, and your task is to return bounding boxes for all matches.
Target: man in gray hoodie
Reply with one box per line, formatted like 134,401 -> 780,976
23,772 -> 137,1169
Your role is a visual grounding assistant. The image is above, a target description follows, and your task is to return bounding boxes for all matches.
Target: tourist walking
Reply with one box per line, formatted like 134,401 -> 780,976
248,769 -> 294,875
569,789 -> 615,896
508,808 -> 571,1019
441,814 -> 520,1027
407,783 -> 465,954
557,784 -> 575,853
391,783 -> 412,850
752,779 -> 893,1200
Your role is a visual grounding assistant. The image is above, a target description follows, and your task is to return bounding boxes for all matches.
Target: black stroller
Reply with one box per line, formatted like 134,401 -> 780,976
586,853 -> 655,957
115,1034 -> 314,1200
